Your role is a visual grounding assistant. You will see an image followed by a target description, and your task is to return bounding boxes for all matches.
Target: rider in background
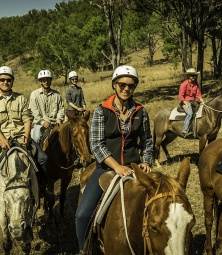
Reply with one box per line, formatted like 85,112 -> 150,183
0,66 -> 54,201
179,67 -> 204,138
65,71 -> 87,120
30,70 -> 65,144
75,65 -> 153,254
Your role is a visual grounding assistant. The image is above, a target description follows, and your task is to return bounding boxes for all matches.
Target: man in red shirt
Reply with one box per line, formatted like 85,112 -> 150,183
179,68 -> 204,137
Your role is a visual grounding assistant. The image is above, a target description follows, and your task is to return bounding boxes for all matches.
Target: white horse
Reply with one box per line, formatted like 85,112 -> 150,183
0,146 -> 39,255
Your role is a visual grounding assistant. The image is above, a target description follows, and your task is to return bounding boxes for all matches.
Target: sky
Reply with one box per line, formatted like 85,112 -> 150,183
0,0 -> 68,18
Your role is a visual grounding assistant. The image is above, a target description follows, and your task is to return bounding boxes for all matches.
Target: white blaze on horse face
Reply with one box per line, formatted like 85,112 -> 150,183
164,203 -> 193,255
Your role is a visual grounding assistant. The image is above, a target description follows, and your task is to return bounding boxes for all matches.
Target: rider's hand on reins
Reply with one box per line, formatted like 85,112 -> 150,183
115,165 -> 132,178
138,163 -> 152,173
42,121 -> 50,128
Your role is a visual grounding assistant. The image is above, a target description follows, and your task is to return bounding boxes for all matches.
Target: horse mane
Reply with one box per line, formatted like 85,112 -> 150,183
57,118 -> 88,155
57,121 -> 73,155
148,171 -> 187,202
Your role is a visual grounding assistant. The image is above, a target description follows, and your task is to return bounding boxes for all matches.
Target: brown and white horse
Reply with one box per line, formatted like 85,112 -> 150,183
80,158 -> 195,255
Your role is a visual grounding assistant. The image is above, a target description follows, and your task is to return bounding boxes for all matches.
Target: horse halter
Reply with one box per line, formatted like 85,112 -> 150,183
142,192 -> 173,255
142,185 -> 190,255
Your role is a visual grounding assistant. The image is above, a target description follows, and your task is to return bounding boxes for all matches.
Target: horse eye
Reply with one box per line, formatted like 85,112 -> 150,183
149,224 -> 158,233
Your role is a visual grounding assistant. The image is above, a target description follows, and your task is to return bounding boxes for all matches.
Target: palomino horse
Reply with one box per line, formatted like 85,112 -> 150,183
43,111 -> 91,221
199,138 -> 222,255
80,158 -> 195,255
0,144 -> 39,255
153,95 -> 222,167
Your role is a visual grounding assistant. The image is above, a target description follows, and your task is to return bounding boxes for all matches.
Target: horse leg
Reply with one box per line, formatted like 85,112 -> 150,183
154,135 -> 163,168
203,190 -> 215,255
59,174 -> 72,216
161,133 -> 177,162
46,179 -> 55,222
199,136 -> 207,155
22,242 -> 31,255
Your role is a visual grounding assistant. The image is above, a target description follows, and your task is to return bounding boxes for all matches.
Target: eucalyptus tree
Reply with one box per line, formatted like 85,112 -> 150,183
36,21 -> 82,84
124,0 -> 222,87
83,0 -> 124,70
79,16 -> 110,71
123,11 -> 162,66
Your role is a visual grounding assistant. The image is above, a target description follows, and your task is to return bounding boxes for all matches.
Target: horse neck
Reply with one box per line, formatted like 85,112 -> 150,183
207,95 -> 222,110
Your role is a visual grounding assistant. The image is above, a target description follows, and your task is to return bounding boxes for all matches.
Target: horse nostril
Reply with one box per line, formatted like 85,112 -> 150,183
83,160 -> 87,167
21,221 -> 26,231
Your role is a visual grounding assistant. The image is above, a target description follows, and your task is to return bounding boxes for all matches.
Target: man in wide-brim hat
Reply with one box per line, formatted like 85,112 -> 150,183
179,67 -> 204,138
185,67 -> 200,75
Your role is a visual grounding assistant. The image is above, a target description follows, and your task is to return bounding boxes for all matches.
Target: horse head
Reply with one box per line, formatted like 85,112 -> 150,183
131,157 -> 195,255
0,148 -> 38,254
69,116 -> 91,167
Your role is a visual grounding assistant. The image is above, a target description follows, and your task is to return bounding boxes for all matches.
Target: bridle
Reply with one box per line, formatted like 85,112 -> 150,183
3,179 -> 36,225
142,187 -> 189,255
142,192 -> 173,255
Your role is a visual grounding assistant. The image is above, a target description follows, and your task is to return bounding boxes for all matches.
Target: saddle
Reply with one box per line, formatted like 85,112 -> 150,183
83,172 -> 135,254
177,99 -> 201,114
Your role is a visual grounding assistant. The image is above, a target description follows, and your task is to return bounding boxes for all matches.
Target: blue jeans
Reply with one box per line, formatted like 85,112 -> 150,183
182,101 -> 193,133
32,125 -> 46,144
75,167 -> 108,250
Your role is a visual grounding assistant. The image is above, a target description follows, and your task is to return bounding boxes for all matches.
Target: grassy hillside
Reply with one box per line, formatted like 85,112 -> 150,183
1,47 -> 222,254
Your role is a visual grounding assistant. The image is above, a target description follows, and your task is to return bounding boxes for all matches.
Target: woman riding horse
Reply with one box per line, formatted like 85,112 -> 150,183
75,65 -> 153,254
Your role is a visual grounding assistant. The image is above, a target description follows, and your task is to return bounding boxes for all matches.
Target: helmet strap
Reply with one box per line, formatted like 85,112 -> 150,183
115,89 -> 131,112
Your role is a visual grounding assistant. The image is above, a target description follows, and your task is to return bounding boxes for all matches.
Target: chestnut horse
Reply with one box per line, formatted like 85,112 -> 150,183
153,95 -> 222,167
80,158 -> 195,255
43,111 -> 91,221
199,138 -> 222,255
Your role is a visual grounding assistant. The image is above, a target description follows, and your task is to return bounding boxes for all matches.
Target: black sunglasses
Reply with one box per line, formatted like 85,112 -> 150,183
116,82 -> 136,90
0,78 -> 13,82
71,78 -> 78,81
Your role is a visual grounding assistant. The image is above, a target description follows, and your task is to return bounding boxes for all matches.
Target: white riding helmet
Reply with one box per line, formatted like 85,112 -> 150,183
38,70 -> 52,80
69,71 -> 78,79
112,65 -> 139,88
0,66 -> 14,80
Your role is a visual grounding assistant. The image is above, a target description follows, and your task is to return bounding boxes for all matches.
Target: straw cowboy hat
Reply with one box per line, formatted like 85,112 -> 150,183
185,67 -> 200,75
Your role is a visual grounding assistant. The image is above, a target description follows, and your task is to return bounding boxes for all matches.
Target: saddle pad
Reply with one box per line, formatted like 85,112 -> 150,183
195,104 -> 203,118
169,104 -> 204,121
169,108 -> 186,120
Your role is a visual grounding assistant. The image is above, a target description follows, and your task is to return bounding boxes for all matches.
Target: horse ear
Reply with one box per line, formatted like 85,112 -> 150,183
176,157 -> 191,191
131,163 -> 157,192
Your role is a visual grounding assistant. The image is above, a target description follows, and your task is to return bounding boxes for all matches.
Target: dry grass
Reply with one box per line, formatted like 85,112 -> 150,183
1,46 -> 221,254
